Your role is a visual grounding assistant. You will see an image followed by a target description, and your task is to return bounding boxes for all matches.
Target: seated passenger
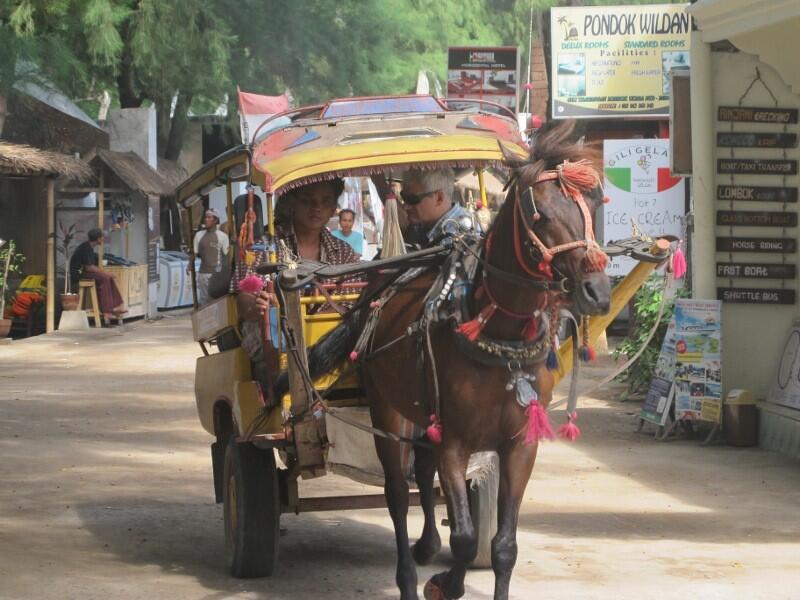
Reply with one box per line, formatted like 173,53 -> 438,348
230,179 -> 360,403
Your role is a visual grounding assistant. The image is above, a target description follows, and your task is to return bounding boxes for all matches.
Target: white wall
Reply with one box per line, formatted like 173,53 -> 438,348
693,49 -> 800,397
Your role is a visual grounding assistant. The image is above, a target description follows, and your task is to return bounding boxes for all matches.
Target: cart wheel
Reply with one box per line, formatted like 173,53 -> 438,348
468,453 -> 499,569
223,438 -> 280,578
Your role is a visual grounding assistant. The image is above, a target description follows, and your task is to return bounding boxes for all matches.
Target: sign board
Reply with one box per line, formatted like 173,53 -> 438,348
716,132 -> 797,149
717,288 -> 795,305
717,158 -> 798,175
550,4 -> 691,119
717,106 -> 798,124
640,317 -> 677,426
716,263 -> 796,279
717,185 -> 797,203
447,46 -> 519,113
603,138 -> 685,275
716,211 -> 798,227
767,321 -> 800,411
673,299 -> 722,422
716,237 -> 796,253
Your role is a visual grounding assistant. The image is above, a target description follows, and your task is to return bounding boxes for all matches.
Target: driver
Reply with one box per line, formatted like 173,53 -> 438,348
400,168 -> 477,247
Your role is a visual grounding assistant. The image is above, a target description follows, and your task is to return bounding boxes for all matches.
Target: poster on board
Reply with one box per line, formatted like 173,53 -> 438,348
673,299 -> 722,423
603,139 -> 686,275
640,317 -> 677,425
447,47 -> 519,113
550,4 -> 691,119
767,321 -> 800,411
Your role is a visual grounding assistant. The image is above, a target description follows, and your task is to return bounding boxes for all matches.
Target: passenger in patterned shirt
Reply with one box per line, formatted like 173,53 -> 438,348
231,180 -> 359,401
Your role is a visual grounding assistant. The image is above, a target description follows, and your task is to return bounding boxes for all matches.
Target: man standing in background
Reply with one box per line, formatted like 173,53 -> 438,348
332,208 -> 363,256
192,209 -> 229,305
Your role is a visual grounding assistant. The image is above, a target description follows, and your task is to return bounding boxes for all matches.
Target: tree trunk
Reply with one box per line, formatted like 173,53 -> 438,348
117,21 -> 143,108
164,91 -> 193,161
0,94 -> 6,137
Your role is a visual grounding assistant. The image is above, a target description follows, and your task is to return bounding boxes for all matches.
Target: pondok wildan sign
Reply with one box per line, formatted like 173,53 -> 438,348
550,4 -> 691,119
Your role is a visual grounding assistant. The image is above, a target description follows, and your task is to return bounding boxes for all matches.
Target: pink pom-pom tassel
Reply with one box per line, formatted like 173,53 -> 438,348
426,415 -> 442,444
349,351 -> 359,362
238,274 -> 264,294
523,401 -> 554,445
557,412 -> 582,442
672,246 -> 687,279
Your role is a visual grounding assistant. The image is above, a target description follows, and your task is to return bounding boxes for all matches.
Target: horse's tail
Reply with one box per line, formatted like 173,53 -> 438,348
273,311 -> 361,401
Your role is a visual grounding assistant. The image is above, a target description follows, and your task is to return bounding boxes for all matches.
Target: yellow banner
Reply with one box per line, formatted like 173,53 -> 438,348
550,4 -> 691,118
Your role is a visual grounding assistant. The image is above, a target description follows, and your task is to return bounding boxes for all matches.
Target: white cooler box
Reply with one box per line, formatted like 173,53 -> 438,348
158,251 -> 198,309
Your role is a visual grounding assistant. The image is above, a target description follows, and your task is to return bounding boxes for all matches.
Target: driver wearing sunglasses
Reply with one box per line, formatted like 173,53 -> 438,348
401,168 -> 476,247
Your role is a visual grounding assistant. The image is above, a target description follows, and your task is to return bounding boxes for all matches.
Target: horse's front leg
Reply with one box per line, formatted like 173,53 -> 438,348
412,443 -> 441,565
375,435 -> 419,600
491,441 -> 538,600
424,443 -> 474,600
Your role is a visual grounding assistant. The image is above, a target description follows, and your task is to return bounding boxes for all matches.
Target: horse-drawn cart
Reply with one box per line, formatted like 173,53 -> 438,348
177,95 -> 672,596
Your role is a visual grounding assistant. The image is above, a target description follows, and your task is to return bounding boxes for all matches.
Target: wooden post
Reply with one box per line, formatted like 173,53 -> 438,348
266,192 -> 275,263
97,169 -> 105,270
225,179 -> 234,266
477,168 -> 488,208
188,203 -> 198,308
46,179 -> 55,333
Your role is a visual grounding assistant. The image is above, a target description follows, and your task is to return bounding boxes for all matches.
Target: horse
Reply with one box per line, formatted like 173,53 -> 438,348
307,121 -> 611,600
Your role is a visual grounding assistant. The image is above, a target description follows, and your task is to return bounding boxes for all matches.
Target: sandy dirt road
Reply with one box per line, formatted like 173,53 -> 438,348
1,315 -> 799,600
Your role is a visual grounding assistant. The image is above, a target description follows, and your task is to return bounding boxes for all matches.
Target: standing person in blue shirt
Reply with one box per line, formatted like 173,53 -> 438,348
332,208 -> 364,256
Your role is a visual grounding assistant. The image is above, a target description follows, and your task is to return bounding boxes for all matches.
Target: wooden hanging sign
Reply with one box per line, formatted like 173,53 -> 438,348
718,287 -> 796,305
718,106 -> 798,124
716,237 -> 796,253
717,185 -> 798,203
716,211 -> 798,227
716,263 -> 796,279
716,132 -> 797,148
717,159 -> 798,175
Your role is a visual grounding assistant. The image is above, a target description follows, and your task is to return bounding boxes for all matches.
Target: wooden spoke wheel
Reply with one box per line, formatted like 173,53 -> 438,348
223,439 -> 280,578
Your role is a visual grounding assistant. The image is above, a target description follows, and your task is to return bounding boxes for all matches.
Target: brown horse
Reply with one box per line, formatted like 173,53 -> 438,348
307,121 -> 611,599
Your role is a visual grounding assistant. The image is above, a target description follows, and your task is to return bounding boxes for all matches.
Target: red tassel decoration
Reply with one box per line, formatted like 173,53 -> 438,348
349,351 -> 359,362
523,316 -> 539,341
538,260 -> 554,279
557,412 -> 582,441
523,401 -> 554,445
579,317 -> 595,362
672,244 -> 687,279
557,160 -> 602,200
584,242 -> 609,273
238,274 -> 264,294
426,414 -> 443,444
457,303 -> 497,341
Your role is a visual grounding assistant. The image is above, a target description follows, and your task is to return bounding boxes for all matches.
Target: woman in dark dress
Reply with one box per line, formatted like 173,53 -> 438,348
69,228 -> 126,317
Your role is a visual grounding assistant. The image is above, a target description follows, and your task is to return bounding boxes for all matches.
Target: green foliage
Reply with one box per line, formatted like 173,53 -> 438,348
0,240 -> 26,311
612,277 -> 688,398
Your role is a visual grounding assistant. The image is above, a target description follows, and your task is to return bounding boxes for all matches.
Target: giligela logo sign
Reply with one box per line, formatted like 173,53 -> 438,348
603,139 -> 686,275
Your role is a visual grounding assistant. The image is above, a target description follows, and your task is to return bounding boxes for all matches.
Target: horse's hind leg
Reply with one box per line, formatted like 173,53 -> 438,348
491,442 -> 537,600
425,444 -> 474,600
412,443 -> 441,565
375,435 -> 419,600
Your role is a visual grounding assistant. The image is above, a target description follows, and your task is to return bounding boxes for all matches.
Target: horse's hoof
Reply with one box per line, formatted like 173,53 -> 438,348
423,580 -> 448,600
412,535 -> 442,565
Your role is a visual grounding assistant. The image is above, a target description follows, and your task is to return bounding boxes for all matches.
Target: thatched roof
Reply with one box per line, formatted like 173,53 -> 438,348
0,141 -> 93,180
93,149 -> 172,196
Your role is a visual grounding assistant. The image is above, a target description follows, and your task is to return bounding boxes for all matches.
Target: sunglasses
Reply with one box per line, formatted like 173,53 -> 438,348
400,189 -> 439,206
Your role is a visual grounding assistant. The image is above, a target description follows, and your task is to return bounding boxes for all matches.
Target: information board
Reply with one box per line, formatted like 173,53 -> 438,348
603,139 -> 686,275
768,321 -> 800,411
447,46 -> 519,113
640,317 -> 677,426
550,4 -> 691,118
673,299 -> 722,422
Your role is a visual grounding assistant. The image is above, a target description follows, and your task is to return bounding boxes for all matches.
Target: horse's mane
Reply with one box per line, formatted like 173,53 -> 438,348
516,120 -> 601,185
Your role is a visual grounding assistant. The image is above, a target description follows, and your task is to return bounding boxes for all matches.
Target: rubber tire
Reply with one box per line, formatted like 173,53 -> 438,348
467,453 -> 499,569
223,438 -> 280,578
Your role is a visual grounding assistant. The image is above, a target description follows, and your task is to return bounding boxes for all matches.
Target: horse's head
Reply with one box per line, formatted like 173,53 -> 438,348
502,122 -> 611,316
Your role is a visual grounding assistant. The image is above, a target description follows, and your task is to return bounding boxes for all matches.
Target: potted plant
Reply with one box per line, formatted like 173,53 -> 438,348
58,223 -> 80,310
0,240 -> 24,337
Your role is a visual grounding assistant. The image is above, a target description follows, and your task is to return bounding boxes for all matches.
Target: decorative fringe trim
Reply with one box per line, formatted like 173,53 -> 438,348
457,303 -> 497,341
672,245 -> 687,279
557,412 -> 581,441
426,414 -> 442,444
238,274 -> 264,294
524,401 -> 554,445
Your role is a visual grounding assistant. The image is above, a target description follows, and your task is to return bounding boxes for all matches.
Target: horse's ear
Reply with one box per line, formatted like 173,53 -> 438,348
498,140 -> 527,170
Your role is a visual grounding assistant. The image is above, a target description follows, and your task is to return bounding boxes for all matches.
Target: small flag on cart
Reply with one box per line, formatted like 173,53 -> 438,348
237,87 -> 291,144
